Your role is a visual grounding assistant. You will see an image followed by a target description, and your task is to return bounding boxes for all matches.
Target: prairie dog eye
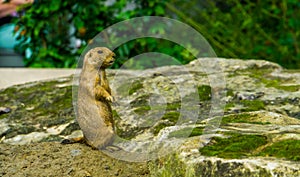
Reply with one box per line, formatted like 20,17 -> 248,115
97,50 -> 103,54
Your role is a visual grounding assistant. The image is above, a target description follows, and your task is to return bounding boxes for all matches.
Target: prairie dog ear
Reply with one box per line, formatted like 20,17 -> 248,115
86,51 -> 97,65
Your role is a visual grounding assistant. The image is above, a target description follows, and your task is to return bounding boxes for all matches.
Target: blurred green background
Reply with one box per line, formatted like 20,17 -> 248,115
3,0 -> 300,69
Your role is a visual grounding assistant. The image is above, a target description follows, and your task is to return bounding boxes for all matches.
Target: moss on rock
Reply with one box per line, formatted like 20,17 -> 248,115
221,113 -> 271,125
197,85 -> 212,101
117,79 -> 143,95
0,78 -> 74,139
168,127 -> 203,138
199,133 -> 268,159
259,139 -> 300,161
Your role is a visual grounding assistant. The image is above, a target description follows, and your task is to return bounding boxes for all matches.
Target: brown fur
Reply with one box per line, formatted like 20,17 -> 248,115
75,47 -> 116,149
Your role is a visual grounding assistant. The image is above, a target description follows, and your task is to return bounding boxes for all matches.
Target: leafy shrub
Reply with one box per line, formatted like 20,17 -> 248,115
13,0 -> 300,68
167,0 -> 300,69
13,0 -> 172,67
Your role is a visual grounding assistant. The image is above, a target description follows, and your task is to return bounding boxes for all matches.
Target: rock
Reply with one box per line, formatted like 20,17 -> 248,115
0,118 -> 10,138
0,58 -> 299,176
0,107 -> 11,115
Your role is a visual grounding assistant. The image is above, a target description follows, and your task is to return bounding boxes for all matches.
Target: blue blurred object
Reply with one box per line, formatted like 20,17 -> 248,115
0,23 -> 18,48
0,23 -> 24,67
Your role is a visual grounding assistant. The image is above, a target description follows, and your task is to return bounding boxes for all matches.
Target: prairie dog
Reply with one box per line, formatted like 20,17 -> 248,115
76,47 -> 116,149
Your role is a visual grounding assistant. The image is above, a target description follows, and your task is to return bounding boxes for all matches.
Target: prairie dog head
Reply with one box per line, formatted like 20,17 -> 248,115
85,47 -> 115,69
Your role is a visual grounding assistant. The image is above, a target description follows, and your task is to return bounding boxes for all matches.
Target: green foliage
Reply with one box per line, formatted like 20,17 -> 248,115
199,133 -> 268,159
112,38 -> 195,69
167,0 -> 300,69
13,0 -> 300,68
13,0 -> 171,67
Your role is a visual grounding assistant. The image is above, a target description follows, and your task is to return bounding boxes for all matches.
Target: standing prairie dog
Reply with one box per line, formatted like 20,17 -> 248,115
72,47 -> 116,149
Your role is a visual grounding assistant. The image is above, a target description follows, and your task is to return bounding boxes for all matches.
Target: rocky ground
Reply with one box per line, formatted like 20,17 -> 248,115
0,58 -> 299,176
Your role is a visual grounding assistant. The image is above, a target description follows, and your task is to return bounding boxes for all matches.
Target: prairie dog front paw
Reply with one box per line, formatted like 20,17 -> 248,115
105,95 -> 114,102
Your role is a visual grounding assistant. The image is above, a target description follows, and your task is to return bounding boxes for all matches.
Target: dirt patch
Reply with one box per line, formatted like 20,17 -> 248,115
0,142 -> 149,177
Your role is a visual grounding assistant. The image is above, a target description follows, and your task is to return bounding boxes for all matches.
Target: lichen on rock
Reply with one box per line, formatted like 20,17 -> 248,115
0,58 -> 299,176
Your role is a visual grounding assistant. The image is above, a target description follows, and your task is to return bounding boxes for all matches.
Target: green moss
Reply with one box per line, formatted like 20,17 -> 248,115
224,102 -> 235,111
198,85 -> 211,101
153,122 -> 170,135
190,127 -> 204,137
262,78 -> 299,92
226,89 -> 234,97
240,100 -> 265,111
0,78 -> 75,139
199,133 -> 268,159
125,100 -> 181,136
166,102 -> 181,111
130,95 -> 149,107
162,112 -> 180,123
259,139 -> 300,161
112,110 -> 121,120
273,85 -> 299,92
41,135 -> 63,142
242,69 -> 299,92
148,153 -> 192,177
130,94 -> 181,115
152,112 -> 180,135
134,105 -> 151,115
4,126 -> 37,139
225,99 -> 266,113
221,113 -> 271,125
129,80 -> 143,95
117,79 -> 143,95
168,127 -> 203,138
116,127 -> 140,140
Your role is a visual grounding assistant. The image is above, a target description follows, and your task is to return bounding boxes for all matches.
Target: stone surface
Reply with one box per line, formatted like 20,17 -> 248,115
0,68 -> 74,89
0,58 -> 299,176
